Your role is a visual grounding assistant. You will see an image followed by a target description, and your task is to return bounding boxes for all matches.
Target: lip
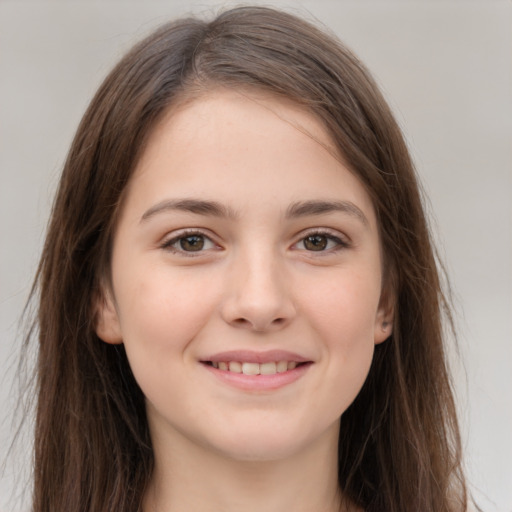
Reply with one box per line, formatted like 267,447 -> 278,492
199,350 -> 313,392
200,349 -> 311,364
202,362 -> 312,391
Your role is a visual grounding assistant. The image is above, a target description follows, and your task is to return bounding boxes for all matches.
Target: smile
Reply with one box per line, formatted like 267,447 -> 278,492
204,360 -> 303,375
201,362 -> 311,392
200,350 -> 313,391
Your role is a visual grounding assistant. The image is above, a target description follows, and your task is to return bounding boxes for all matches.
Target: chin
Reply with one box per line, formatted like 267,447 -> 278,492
204,422 -> 329,463
214,441 -> 302,463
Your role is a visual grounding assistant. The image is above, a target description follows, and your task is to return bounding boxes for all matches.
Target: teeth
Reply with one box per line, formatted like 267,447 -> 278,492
228,361 -> 242,373
277,361 -> 288,373
242,362 -> 260,375
260,362 -> 277,375
212,360 -> 302,374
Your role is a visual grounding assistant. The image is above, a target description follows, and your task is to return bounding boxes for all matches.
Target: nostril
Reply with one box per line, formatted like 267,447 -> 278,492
230,316 -> 287,331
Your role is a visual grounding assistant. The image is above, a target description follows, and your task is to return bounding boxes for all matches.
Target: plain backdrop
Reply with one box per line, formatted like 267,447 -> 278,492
1,1 -> 511,510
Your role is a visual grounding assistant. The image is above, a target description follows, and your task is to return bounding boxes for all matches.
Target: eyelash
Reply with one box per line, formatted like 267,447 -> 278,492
293,229 -> 350,253
160,229 -> 219,256
160,229 -> 350,256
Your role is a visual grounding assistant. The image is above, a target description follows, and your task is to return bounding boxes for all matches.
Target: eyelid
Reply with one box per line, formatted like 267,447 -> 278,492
158,227 -> 350,255
160,228 -> 221,255
291,227 -> 351,252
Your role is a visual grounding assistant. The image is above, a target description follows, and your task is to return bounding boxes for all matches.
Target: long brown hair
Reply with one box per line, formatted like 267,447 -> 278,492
26,6 -> 470,511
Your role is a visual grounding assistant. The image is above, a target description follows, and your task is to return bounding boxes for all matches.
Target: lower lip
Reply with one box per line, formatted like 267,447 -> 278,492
201,362 -> 312,391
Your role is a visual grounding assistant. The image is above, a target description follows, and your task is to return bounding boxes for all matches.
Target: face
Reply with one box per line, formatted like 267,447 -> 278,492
96,89 -> 393,462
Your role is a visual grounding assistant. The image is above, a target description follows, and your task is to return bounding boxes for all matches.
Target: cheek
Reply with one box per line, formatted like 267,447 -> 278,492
302,269 -> 380,406
113,267 -> 220,379
305,268 -> 381,343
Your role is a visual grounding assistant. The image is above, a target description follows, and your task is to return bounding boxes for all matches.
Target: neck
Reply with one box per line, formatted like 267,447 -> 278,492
144,421 -> 355,512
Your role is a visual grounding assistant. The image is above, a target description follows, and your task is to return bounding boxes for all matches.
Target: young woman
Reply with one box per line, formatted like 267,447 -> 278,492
27,6 -> 473,511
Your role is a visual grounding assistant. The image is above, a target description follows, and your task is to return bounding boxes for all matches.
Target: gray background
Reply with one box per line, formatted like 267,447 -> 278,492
1,1 -> 511,510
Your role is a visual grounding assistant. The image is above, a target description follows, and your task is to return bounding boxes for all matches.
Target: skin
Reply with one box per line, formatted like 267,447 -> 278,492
96,89 -> 393,512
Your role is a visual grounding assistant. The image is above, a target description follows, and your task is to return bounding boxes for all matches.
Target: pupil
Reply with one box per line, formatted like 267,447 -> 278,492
180,235 -> 204,251
305,235 -> 327,251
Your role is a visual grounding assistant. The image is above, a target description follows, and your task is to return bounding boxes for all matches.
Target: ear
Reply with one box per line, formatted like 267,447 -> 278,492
94,285 -> 123,345
374,286 -> 394,345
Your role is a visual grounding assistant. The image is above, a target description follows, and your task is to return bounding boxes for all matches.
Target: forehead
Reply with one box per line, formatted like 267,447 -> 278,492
124,88 -> 377,228
160,87 -> 341,152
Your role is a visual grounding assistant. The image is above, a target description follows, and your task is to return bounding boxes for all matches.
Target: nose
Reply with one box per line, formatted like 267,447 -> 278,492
220,248 -> 296,332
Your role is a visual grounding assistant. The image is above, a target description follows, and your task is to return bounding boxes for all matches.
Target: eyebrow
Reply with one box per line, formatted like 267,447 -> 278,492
140,197 -> 369,227
140,198 -> 239,222
285,200 -> 369,227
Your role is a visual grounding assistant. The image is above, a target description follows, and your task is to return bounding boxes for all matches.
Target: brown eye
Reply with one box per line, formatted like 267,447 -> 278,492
303,235 -> 328,251
162,231 -> 217,255
179,235 -> 205,251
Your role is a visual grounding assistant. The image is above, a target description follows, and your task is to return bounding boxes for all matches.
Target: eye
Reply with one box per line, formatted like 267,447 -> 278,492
162,231 -> 217,254
295,231 -> 348,252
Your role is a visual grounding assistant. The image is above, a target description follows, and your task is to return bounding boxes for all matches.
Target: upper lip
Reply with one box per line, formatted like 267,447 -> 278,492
201,350 -> 312,364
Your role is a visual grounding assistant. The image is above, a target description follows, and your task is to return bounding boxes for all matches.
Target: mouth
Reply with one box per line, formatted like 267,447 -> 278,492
199,350 -> 313,391
201,360 -> 310,375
